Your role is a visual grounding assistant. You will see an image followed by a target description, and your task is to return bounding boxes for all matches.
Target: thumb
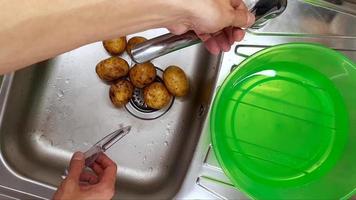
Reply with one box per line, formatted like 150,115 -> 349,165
67,152 -> 85,182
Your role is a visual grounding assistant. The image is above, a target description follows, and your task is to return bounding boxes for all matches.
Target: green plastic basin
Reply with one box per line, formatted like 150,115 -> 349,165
211,43 -> 356,199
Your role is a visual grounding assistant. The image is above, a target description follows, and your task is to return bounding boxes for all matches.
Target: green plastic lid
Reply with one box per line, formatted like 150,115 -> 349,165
211,43 -> 356,199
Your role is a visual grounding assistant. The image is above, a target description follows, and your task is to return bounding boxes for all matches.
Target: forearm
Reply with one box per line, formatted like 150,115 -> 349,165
0,0 -> 189,74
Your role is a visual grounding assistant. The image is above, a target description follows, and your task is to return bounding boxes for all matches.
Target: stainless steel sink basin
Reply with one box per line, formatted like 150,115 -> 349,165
0,0 -> 355,199
0,30 -> 221,199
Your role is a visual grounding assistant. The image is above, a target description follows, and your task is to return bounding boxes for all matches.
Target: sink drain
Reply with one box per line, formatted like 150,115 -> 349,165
125,67 -> 174,120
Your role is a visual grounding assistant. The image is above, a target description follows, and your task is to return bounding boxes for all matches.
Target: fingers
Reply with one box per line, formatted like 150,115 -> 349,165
223,27 -> 235,46
80,172 -> 99,184
197,33 -> 212,42
171,0 -> 251,55
99,165 -> 117,188
91,162 -> 104,176
231,1 -> 255,28
233,9 -> 255,28
215,32 -> 231,52
201,28 -> 238,55
201,27 -> 246,55
96,153 -> 117,188
203,38 -> 220,55
67,152 -> 85,182
202,33 -> 230,55
96,153 -> 116,169
232,28 -> 245,42
197,32 -> 221,55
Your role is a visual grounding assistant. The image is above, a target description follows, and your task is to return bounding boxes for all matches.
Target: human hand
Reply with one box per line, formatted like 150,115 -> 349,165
53,152 -> 117,200
167,0 -> 255,55
198,27 -> 247,55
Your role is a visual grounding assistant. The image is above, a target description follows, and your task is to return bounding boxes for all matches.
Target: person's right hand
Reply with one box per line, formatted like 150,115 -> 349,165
53,152 -> 117,200
167,0 -> 255,54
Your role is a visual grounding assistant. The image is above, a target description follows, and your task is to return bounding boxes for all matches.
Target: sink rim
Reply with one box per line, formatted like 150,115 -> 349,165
0,35 -> 222,199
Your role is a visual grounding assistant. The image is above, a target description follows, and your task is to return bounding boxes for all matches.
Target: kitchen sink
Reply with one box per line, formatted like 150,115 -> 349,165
0,30 -> 221,199
0,0 -> 355,199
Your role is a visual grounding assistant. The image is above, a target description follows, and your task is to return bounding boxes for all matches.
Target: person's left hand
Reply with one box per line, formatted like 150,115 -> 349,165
166,0 -> 253,55
53,152 -> 117,200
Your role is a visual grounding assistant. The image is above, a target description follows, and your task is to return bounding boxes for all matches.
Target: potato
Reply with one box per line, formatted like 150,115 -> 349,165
103,37 -> 127,55
163,65 -> 189,97
96,57 -> 129,82
144,82 -> 172,109
129,62 -> 156,88
126,36 -> 147,55
109,80 -> 134,107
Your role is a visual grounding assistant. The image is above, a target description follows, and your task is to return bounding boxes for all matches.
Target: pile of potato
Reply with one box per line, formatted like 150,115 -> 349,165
96,36 -> 189,110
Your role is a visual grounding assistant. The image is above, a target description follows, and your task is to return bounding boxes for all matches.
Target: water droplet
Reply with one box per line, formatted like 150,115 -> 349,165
67,139 -> 75,149
164,141 -> 169,146
65,79 -> 70,84
39,134 -> 45,141
57,89 -> 64,98
149,167 -> 153,173
147,141 -> 155,147
39,134 -> 54,146
143,156 -> 147,161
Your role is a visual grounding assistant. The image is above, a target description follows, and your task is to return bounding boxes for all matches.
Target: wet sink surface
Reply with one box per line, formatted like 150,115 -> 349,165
0,29 -> 220,199
1,1 -> 355,199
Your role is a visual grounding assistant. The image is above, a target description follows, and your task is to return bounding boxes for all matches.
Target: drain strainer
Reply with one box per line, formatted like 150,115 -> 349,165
125,67 -> 174,120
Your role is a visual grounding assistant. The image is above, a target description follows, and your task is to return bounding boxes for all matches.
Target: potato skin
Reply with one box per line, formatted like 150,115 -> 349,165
144,82 -> 172,109
96,57 -> 129,82
103,37 -> 127,55
129,62 -> 157,88
109,80 -> 134,107
163,65 -> 189,97
127,36 -> 147,55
